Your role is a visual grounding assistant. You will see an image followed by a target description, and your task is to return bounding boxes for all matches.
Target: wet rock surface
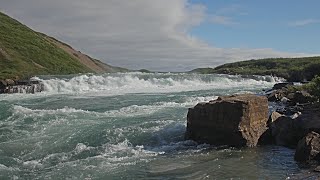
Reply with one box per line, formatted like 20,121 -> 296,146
0,78 -> 44,94
295,132 -> 320,163
185,94 -> 268,147
265,112 -> 301,148
185,82 -> 320,173
266,83 -> 320,171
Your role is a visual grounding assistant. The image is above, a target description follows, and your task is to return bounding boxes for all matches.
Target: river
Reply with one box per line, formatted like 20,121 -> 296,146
0,73 -> 306,179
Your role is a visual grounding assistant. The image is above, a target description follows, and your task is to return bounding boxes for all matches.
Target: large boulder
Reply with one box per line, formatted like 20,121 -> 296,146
259,112 -> 283,145
295,132 -> 320,163
268,112 -> 298,147
185,94 -> 268,147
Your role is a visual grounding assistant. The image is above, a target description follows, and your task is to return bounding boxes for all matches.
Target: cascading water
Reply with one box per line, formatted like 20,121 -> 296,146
0,73 -> 307,179
33,73 -> 282,95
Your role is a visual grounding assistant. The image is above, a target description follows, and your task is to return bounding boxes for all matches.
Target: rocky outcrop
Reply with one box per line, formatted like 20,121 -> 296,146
5,79 -> 15,86
294,104 -> 320,137
287,91 -> 313,105
295,132 -> 320,163
261,104 -> 320,148
184,81 -> 320,172
185,94 -> 269,147
272,82 -> 294,90
0,79 -> 44,94
267,90 -> 287,102
261,83 -> 320,169
268,112 -> 299,147
267,82 -> 314,105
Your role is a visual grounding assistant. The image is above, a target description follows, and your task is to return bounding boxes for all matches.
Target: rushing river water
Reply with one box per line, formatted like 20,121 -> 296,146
0,73 -> 310,179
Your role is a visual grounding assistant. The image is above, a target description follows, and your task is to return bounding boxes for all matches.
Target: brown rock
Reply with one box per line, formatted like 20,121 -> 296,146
265,104 -> 320,148
295,132 -> 320,163
287,93 -> 295,100
259,111 -> 297,146
5,79 -> 15,86
295,104 -> 320,135
269,111 -> 283,123
185,94 -> 268,147
267,90 -> 286,102
314,166 -> 320,172
260,111 -> 282,143
292,91 -> 313,104
267,91 -> 278,101
272,82 -> 293,90
269,112 -> 297,147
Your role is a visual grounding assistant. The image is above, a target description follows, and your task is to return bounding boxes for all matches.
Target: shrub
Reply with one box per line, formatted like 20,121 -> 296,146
305,75 -> 320,100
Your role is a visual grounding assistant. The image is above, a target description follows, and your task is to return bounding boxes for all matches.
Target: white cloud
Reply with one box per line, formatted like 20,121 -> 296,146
289,19 -> 320,27
0,0 -> 312,71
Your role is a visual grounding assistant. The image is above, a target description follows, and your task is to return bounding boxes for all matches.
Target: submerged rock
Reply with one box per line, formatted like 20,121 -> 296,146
185,94 -> 268,147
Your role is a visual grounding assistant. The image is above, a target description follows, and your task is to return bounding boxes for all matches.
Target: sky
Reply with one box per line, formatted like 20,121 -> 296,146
1,0 -> 319,71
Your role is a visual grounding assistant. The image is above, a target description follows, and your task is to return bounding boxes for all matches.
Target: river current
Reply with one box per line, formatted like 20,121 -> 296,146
0,73 -> 308,179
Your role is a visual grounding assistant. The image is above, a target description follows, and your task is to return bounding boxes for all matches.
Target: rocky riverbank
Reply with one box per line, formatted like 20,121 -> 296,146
185,82 -> 320,172
265,83 -> 320,170
0,78 -> 44,94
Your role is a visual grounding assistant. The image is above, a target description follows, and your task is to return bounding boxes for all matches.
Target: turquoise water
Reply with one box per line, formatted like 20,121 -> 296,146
0,73 -> 303,179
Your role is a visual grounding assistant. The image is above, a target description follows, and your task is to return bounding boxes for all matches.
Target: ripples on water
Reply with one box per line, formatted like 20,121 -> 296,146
0,73 -> 309,179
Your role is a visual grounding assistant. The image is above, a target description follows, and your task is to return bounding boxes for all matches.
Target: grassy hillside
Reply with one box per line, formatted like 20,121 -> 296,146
41,33 -> 128,73
191,57 -> 320,81
0,12 -> 127,80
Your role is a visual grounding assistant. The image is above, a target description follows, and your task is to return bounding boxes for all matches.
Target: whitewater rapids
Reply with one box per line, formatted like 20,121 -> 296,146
0,73 -> 305,179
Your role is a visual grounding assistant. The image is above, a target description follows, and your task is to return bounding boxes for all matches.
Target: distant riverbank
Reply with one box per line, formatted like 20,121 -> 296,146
190,56 -> 320,82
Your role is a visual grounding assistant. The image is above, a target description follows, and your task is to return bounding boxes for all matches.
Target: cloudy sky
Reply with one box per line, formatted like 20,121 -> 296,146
1,0 -> 319,71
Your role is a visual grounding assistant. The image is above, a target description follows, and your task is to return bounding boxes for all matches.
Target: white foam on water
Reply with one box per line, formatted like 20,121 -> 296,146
8,104 -> 162,120
0,164 -> 9,170
11,105 -> 95,117
104,95 -> 218,117
22,160 -> 43,170
101,121 -> 207,160
30,73 -> 280,96
8,95 -> 217,121
74,143 -> 90,154
182,95 -> 218,104
102,139 -> 160,162
1,73 -> 298,179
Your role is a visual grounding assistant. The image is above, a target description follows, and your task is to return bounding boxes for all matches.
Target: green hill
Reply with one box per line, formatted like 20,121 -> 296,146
191,57 -> 320,81
0,11 -> 127,80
